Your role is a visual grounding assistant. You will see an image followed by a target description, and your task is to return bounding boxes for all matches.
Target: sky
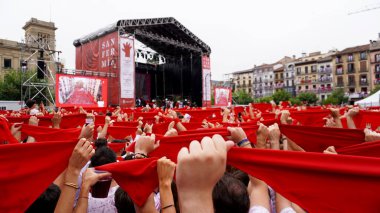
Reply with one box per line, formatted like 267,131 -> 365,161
1,0 -> 380,80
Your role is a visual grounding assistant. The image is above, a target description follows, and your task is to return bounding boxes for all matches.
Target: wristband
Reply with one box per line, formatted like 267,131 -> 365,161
64,182 -> 79,189
237,138 -> 249,147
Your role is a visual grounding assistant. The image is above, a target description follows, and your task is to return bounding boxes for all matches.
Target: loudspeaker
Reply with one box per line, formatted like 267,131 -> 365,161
37,60 -> 46,79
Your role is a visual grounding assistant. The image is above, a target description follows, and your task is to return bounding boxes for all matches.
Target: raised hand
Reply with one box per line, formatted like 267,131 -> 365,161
134,134 -> 159,156
157,157 -> 176,187
29,116 -> 39,126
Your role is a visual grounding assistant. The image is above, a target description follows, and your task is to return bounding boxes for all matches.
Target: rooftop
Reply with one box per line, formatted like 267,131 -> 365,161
337,44 -> 370,55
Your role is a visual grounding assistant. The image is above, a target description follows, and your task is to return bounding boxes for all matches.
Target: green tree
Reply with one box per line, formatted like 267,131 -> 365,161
254,96 -> 273,103
297,92 -> 318,104
289,97 -> 301,105
272,89 -> 291,104
323,88 -> 348,105
232,90 -> 254,105
0,69 -> 44,101
370,85 -> 380,95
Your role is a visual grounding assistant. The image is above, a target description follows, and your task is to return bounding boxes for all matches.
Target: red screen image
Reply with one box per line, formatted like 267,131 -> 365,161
56,74 -> 108,107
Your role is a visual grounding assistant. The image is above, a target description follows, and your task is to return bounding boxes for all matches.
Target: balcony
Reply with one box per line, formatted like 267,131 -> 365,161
297,89 -> 318,94
374,79 -> 380,85
336,70 -> 344,75
264,85 -> 274,90
284,74 -> 294,79
347,68 -> 355,74
360,80 -> 368,86
318,87 -> 333,94
348,81 -> 356,87
336,58 -> 343,64
274,83 -> 284,89
319,77 -> 333,83
337,82 -> 344,87
319,68 -> 332,74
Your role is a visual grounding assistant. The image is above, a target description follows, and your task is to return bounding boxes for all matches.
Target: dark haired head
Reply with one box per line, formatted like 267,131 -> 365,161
94,138 -> 108,149
90,146 -> 116,167
26,99 -> 36,108
26,183 -> 61,213
106,112 -> 112,116
212,174 -> 250,213
115,187 -> 135,213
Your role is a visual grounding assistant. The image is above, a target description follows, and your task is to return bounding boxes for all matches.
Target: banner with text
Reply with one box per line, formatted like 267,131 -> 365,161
119,35 -> 135,107
202,55 -> 211,107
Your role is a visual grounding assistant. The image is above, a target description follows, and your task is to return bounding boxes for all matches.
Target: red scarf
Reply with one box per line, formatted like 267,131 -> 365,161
0,141 -> 77,212
227,147 -> 380,213
0,118 -> 19,144
290,109 -> 330,126
95,158 -> 159,206
280,124 -> 365,152
21,124 -> 81,142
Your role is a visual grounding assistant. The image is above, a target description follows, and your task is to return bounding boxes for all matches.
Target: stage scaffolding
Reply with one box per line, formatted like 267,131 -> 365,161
20,34 -> 61,106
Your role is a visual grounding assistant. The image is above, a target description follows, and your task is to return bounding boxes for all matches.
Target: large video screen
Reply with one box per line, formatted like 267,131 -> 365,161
56,74 -> 108,107
214,87 -> 232,107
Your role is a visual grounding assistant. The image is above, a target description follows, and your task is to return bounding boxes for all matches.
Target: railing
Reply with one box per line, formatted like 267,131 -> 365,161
319,77 -> 333,83
319,68 -> 332,74
336,58 -> 343,64
274,83 -> 284,88
336,70 -> 344,75
360,81 -> 368,86
347,68 -> 355,74
318,88 -> 333,93
348,81 -> 356,87
374,79 -> 380,85
284,74 -> 294,79
337,82 -> 344,87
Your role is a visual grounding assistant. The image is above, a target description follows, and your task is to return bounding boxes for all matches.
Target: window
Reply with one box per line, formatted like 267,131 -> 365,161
347,55 -> 354,62
311,65 -> 317,72
305,66 -> 308,74
313,85 -> 316,89
360,52 -> 367,60
348,63 -> 355,73
376,65 -> 380,73
376,54 -> 380,62
4,59 -> 12,69
305,85 -> 309,90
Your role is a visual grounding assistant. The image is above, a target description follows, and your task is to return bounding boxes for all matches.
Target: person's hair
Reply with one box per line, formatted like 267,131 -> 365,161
106,112 -> 112,116
26,99 -> 36,109
25,183 -> 61,213
212,174 -> 250,213
94,138 -> 108,149
230,169 -> 249,186
114,187 -> 135,213
90,146 -> 116,167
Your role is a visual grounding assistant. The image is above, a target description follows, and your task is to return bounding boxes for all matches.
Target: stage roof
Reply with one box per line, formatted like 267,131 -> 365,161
73,17 -> 211,56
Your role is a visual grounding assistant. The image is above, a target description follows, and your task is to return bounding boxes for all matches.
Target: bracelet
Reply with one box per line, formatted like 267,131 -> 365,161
237,138 -> 249,147
79,196 -> 88,199
64,182 -> 79,189
161,204 -> 174,211
239,141 -> 251,147
135,153 -> 148,158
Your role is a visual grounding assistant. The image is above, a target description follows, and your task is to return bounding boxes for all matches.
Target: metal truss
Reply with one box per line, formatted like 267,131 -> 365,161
20,34 -> 60,106
134,29 -> 203,53
74,17 -> 211,55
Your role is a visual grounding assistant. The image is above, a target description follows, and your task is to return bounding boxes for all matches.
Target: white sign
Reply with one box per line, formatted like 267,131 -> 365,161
119,36 -> 135,99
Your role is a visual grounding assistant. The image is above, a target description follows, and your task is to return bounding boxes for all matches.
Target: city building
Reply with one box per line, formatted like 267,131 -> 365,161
370,34 -> 380,87
253,63 -> 275,98
316,56 -> 334,101
295,51 -> 335,100
274,64 -> 284,92
230,68 -> 253,96
0,18 -> 57,80
333,44 -> 371,102
284,60 -> 297,96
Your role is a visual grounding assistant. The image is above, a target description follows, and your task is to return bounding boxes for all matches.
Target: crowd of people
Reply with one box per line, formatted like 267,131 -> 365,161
1,99 -> 380,213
